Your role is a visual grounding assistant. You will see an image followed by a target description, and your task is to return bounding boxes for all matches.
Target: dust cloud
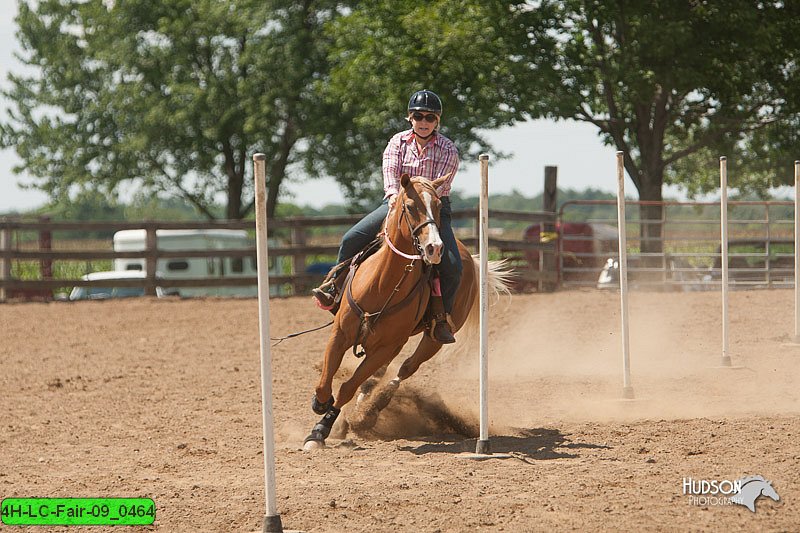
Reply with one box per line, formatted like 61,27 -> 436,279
346,289 -> 800,438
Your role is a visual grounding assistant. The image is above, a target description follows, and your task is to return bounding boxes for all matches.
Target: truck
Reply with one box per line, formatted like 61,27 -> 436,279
112,229 -> 283,297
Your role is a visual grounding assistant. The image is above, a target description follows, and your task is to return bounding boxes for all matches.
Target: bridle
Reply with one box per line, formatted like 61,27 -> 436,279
383,188 -> 440,260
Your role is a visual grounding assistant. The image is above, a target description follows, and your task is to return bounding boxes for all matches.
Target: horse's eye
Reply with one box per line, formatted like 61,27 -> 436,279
404,200 -> 415,210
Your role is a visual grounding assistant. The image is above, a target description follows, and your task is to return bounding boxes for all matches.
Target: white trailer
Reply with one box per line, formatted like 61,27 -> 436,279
113,229 -> 283,297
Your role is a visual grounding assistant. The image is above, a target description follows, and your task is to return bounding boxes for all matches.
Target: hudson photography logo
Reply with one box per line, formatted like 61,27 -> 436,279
682,475 -> 780,512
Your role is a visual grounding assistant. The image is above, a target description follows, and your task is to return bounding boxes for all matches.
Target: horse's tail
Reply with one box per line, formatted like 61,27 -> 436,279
463,255 -> 513,337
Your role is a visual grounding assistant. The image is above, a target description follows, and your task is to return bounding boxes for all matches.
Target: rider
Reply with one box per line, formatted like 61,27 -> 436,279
312,89 -> 461,344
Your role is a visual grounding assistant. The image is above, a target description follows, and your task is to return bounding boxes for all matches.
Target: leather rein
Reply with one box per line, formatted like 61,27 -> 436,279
345,200 -> 438,356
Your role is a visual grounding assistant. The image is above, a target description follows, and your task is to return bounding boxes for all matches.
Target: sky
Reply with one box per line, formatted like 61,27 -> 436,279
0,3 -> 662,214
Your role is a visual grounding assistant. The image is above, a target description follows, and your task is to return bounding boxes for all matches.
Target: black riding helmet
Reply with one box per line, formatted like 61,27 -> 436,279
407,89 -> 442,115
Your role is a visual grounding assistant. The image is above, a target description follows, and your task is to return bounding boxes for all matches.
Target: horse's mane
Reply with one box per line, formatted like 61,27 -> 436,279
739,475 -> 768,487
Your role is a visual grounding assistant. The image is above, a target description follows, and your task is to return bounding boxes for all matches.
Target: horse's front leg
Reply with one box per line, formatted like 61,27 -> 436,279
356,361 -> 390,405
311,321 -> 355,415
304,343 -> 399,450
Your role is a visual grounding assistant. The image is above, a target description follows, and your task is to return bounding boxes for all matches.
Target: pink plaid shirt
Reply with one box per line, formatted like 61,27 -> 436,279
382,129 -> 459,199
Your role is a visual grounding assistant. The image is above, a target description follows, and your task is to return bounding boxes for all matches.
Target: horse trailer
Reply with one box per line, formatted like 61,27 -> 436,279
112,229 -> 283,297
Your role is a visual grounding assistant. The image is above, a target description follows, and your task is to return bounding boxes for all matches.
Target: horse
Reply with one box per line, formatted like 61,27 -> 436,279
731,476 -> 780,512
303,173 -> 511,450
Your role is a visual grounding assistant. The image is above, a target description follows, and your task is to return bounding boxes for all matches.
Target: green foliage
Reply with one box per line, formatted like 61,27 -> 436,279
123,192 -> 217,221
37,190 -> 127,222
12,259 -> 112,282
526,1 -> 800,201
1,0 -> 361,220
305,1 -> 544,209
3,0 -> 799,221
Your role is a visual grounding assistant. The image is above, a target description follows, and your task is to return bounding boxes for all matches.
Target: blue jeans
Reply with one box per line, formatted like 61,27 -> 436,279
337,197 -> 462,314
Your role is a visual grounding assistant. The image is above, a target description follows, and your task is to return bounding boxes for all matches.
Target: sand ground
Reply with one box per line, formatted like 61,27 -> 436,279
1,289 -> 798,532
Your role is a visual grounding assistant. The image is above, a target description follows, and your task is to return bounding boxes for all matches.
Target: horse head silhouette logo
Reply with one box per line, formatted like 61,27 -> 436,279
731,476 -> 780,512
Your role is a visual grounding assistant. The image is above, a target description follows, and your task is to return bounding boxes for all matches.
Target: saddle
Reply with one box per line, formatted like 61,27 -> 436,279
316,236 -> 383,315
315,237 -> 440,354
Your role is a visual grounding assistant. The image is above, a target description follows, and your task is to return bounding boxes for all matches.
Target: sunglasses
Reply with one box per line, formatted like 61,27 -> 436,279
411,112 -> 438,123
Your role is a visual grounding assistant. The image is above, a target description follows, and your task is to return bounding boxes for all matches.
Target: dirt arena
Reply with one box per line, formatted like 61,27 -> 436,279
2,288 -> 799,532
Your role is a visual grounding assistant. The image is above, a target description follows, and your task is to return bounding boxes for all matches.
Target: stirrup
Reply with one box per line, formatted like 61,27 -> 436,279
312,286 -> 337,311
317,277 -> 336,291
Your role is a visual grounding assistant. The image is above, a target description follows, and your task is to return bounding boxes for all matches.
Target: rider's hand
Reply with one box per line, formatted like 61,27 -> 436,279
388,194 -> 397,210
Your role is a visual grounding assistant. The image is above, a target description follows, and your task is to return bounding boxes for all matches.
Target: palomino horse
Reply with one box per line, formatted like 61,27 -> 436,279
304,173 -> 510,449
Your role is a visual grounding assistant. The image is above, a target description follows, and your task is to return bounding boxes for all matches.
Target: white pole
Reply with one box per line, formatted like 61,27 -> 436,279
253,154 -> 283,533
720,156 -> 731,367
795,160 -> 800,343
616,152 -> 634,399
476,153 -> 491,454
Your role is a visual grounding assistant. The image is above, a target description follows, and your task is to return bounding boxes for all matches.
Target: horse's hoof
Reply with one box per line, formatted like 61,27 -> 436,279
312,394 -> 334,415
303,429 -> 326,451
303,439 -> 325,451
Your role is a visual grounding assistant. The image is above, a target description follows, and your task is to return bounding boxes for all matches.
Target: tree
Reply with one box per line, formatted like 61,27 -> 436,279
1,0 -> 356,220
306,0 -> 545,208
524,1 -> 799,253
1,0 -> 546,220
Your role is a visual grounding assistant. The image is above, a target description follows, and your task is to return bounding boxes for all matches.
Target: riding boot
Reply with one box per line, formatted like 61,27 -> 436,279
312,274 -> 346,315
428,294 -> 456,344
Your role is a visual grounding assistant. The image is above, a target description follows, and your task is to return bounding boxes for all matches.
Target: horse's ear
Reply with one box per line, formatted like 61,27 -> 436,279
431,173 -> 451,190
400,173 -> 411,189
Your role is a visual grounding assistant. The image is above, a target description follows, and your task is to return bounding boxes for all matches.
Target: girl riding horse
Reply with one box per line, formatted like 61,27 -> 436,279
312,89 -> 461,344
304,172 -> 511,449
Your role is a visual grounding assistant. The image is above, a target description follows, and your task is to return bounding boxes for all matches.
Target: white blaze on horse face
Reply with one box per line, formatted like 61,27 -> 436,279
420,191 -> 443,264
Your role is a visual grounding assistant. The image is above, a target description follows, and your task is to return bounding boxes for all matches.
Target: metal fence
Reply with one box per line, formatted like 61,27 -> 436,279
559,200 -> 795,290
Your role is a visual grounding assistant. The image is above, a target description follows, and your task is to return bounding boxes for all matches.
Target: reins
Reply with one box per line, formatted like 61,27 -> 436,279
270,321 -> 333,347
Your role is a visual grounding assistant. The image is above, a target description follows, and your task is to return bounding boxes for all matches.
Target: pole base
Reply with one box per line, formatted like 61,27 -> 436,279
475,439 -> 490,455
712,355 -> 747,370
622,386 -> 635,400
455,439 -> 512,460
263,514 -> 283,533
457,452 -> 513,461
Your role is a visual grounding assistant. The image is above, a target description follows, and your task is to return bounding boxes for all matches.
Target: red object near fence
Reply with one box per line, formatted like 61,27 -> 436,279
525,221 -> 617,281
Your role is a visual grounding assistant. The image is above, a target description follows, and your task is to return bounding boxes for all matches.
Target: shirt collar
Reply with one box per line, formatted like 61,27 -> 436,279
402,129 -> 438,146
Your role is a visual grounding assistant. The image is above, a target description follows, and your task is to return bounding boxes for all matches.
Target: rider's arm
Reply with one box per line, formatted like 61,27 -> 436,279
382,132 -> 405,199
434,140 -> 460,197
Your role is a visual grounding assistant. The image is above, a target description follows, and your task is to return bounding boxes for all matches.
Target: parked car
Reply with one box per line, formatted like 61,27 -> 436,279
68,271 -> 167,301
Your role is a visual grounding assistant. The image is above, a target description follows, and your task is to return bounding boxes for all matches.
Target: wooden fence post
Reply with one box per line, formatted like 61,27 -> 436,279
39,216 -> 53,281
145,224 -> 158,296
291,226 -> 306,295
542,166 -> 558,291
0,221 -> 10,302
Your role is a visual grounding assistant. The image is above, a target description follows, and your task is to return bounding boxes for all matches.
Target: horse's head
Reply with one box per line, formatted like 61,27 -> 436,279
388,173 -> 450,265
762,482 -> 780,502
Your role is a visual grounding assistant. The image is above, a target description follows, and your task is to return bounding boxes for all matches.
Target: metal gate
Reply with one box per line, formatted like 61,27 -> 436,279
558,200 -> 795,290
